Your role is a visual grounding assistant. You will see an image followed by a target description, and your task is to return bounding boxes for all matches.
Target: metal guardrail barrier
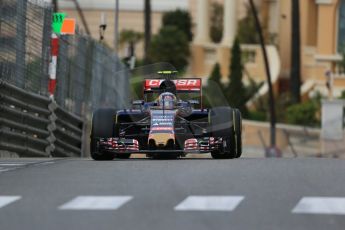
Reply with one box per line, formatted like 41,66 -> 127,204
0,81 -> 83,157
0,0 -> 130,158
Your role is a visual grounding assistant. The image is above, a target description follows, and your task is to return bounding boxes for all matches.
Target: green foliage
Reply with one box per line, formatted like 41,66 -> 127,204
204,61 -> 263,110
251,91 -> 322,126
284,92 -> 321,126
338,47 -> 345,74
237,4 -> 260,44
226,38 -> 248,116
119,29 -> 143,46
129,75 -> 144,100
285,101 -> 319,126
275,92 -> 293,123
210,2 -> 223,43
339,90 -> 345,99
149,26 -> 190,70
134,58 -> 145,68
162,9 -> 193,41
248,110 -> 266,121
209,63 -> 222,84
204,63 -> 227,107
201,39 -> 264,117
246,78 -> 263,101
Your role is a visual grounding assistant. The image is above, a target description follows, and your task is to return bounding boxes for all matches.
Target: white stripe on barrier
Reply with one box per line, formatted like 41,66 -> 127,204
48,56 -> 57,80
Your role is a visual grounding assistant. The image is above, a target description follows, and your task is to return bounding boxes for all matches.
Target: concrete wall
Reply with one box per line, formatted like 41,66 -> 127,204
243,120 -> 322,157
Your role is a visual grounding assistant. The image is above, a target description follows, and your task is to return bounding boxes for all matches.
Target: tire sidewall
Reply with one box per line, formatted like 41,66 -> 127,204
90,108 -> 118,160
233,109 -> 242,158
210,107 -> 236,159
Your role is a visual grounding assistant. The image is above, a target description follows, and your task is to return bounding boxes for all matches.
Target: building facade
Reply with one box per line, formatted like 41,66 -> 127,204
58,0 -> 251,66
261,0 -> 345,98
58,0 -> 345,98
193,0 -> 345,98
58,0 -> 189,58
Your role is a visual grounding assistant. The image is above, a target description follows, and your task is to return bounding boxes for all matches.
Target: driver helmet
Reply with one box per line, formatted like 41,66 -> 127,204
158,92 -> 177,109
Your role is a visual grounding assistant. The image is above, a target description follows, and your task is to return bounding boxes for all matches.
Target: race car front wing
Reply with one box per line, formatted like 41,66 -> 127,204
97,137 -> 224,154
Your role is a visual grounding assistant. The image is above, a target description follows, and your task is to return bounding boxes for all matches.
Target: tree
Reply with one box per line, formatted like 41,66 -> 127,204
120,30 -> 143,45
162,9 -> 193,41
210,2 -> 223,43
237,4 -> 261,44
144,0 -> 151,63
205,63 -> 226,106
340,90 -> 345,99
286,101 -> 318,126
119,29 -> 143,55
149,26 -> 190,70
209,63 -> 222,84
226,38 -> 248,116
339,47 -> 345,73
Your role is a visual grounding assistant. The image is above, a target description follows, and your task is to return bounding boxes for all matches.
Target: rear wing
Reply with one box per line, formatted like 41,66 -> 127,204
144,79 -> 202,93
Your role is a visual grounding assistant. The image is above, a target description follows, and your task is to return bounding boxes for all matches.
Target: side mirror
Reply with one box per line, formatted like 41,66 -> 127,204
132,100 -> 144,106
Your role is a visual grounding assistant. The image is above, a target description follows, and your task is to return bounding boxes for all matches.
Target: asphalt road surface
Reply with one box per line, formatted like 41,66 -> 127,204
0,157 -> 345,230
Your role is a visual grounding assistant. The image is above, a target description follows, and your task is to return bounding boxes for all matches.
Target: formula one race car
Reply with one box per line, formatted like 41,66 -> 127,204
90,71 -> 242,160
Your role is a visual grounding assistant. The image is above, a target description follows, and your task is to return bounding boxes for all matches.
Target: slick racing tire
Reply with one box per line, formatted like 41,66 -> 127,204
90,108 -> 117,161
209,107 -> 237,159
233,109 -> 242,158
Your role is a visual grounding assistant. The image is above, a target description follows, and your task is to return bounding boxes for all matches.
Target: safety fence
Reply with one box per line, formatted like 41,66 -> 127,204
0,0 -> 130,157
0,0 -> 52,95
0,80 -> 83,157
0,0 -> 129,117
55,34 -> 129,116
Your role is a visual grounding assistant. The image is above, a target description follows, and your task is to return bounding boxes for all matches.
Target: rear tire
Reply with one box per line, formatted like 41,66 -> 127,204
209,107 -> 237,159
90,108 -> 117,161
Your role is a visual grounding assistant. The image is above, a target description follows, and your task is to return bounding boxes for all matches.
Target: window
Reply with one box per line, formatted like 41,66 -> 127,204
338,0 -> 345,52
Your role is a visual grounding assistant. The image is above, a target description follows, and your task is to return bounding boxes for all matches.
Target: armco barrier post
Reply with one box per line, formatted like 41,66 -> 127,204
46,100 -> 58,157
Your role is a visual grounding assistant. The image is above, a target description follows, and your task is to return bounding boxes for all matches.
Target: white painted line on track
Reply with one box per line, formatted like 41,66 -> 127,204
0,169 -> 11,173
0,163 -> 25,166
174,196 -> 244,211
292,197 -> 345,215
59,196 -> 133,210
0,196 -> 21,208
35,162 -> 55,166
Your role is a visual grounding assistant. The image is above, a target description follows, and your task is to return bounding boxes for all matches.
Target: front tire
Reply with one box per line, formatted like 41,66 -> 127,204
90,108 -> 117,161
209,107 -> 237,159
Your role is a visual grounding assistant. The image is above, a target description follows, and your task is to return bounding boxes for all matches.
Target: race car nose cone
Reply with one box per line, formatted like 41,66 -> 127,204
148,133 -> 175,149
